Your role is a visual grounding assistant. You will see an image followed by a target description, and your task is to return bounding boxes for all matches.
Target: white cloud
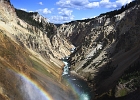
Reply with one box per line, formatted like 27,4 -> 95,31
48,8 -> 74,23
39,2 -> 43,5
82,16 -> 96,20
20,8 -> 27,11
99,0 -> 116,8
56,0 -> 133,9
99,0 -> 133,9
37,8 -> 51,14
116,0 -> 133,5
29,11 -> 33,12
58,8 -> 73,17
100,0 -> 110,4
85,2 -> 99,8
43,8 -> 51,14
49,15 -> 74,24
56,0 -> 89,9
56,0 -> 71,8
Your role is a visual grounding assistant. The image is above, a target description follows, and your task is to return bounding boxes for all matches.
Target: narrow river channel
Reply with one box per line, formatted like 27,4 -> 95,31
62,58 -> 94,100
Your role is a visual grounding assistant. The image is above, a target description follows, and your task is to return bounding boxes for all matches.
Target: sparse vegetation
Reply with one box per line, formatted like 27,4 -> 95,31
99,0 -> 139,18
17,20 -> 24,28
119,59 -> 140,89
15,9 -> 43,29
15,9 -> 56,38
118,88 -> 128,97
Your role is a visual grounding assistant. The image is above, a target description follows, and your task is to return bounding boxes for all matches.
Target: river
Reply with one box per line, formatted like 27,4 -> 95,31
62,58 -> 94,100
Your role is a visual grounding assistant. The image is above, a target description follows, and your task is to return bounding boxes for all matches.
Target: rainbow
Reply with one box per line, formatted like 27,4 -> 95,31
17,72 -> 53,100
5,66 -> 90,100
62,75 -> 90,100
4,65 -> 54,100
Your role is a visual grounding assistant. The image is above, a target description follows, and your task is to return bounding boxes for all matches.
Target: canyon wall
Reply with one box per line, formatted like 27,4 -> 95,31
0,0 -> 75,80
57,2 -> 140,99
0,0 -> 140,99
0,1 -> 77,99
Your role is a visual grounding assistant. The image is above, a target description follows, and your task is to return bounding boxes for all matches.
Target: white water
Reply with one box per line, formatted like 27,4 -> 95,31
62,60 -> 69,75
62,59 -> 93,100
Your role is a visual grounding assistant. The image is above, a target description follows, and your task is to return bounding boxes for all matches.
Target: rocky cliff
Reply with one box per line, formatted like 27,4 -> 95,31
57,1 -> 140,99
0,1 -> 77,99
0,0 -> 140,100
0,0 -> 75,79
15,9 -> 73,60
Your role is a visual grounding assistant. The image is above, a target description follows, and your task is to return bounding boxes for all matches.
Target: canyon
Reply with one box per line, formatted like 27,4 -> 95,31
0,0 -> 140,100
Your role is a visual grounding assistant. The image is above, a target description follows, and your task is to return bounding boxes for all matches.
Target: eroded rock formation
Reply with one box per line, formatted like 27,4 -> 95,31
0,0 -> 140,99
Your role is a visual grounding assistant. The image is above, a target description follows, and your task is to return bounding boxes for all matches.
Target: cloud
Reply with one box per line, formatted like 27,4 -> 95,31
29,11 -> 33,12
56,0 -> 71,8
36,8 -> 75,23
39,2 -> 43,5
37,8 -> 52,14
20,8 -> 27,11
56,0 -> 89,9
56,0 -> 133,9
116,0 -> 133,5
85,2 -> 99,8
82,16 -> 95,20
99,0 -> 117,8
43,8 -> 51,14
48,8 -> 74,23
49,15 -> 74,24
58,8 -> 73,17
99,0 -> 133,9
71,0 -> 88,6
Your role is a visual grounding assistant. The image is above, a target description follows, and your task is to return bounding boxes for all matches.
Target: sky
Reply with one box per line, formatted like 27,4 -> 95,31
10,0 -> 134,24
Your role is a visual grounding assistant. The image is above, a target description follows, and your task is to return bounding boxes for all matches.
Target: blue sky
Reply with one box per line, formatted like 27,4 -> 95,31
10,0 -> 133,24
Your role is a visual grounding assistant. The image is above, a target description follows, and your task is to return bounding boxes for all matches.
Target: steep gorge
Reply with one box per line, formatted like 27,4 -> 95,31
57,1 -> 140,99
0,0 -> 140,100
0,0 -> 76,80
0,1 -> 77,100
